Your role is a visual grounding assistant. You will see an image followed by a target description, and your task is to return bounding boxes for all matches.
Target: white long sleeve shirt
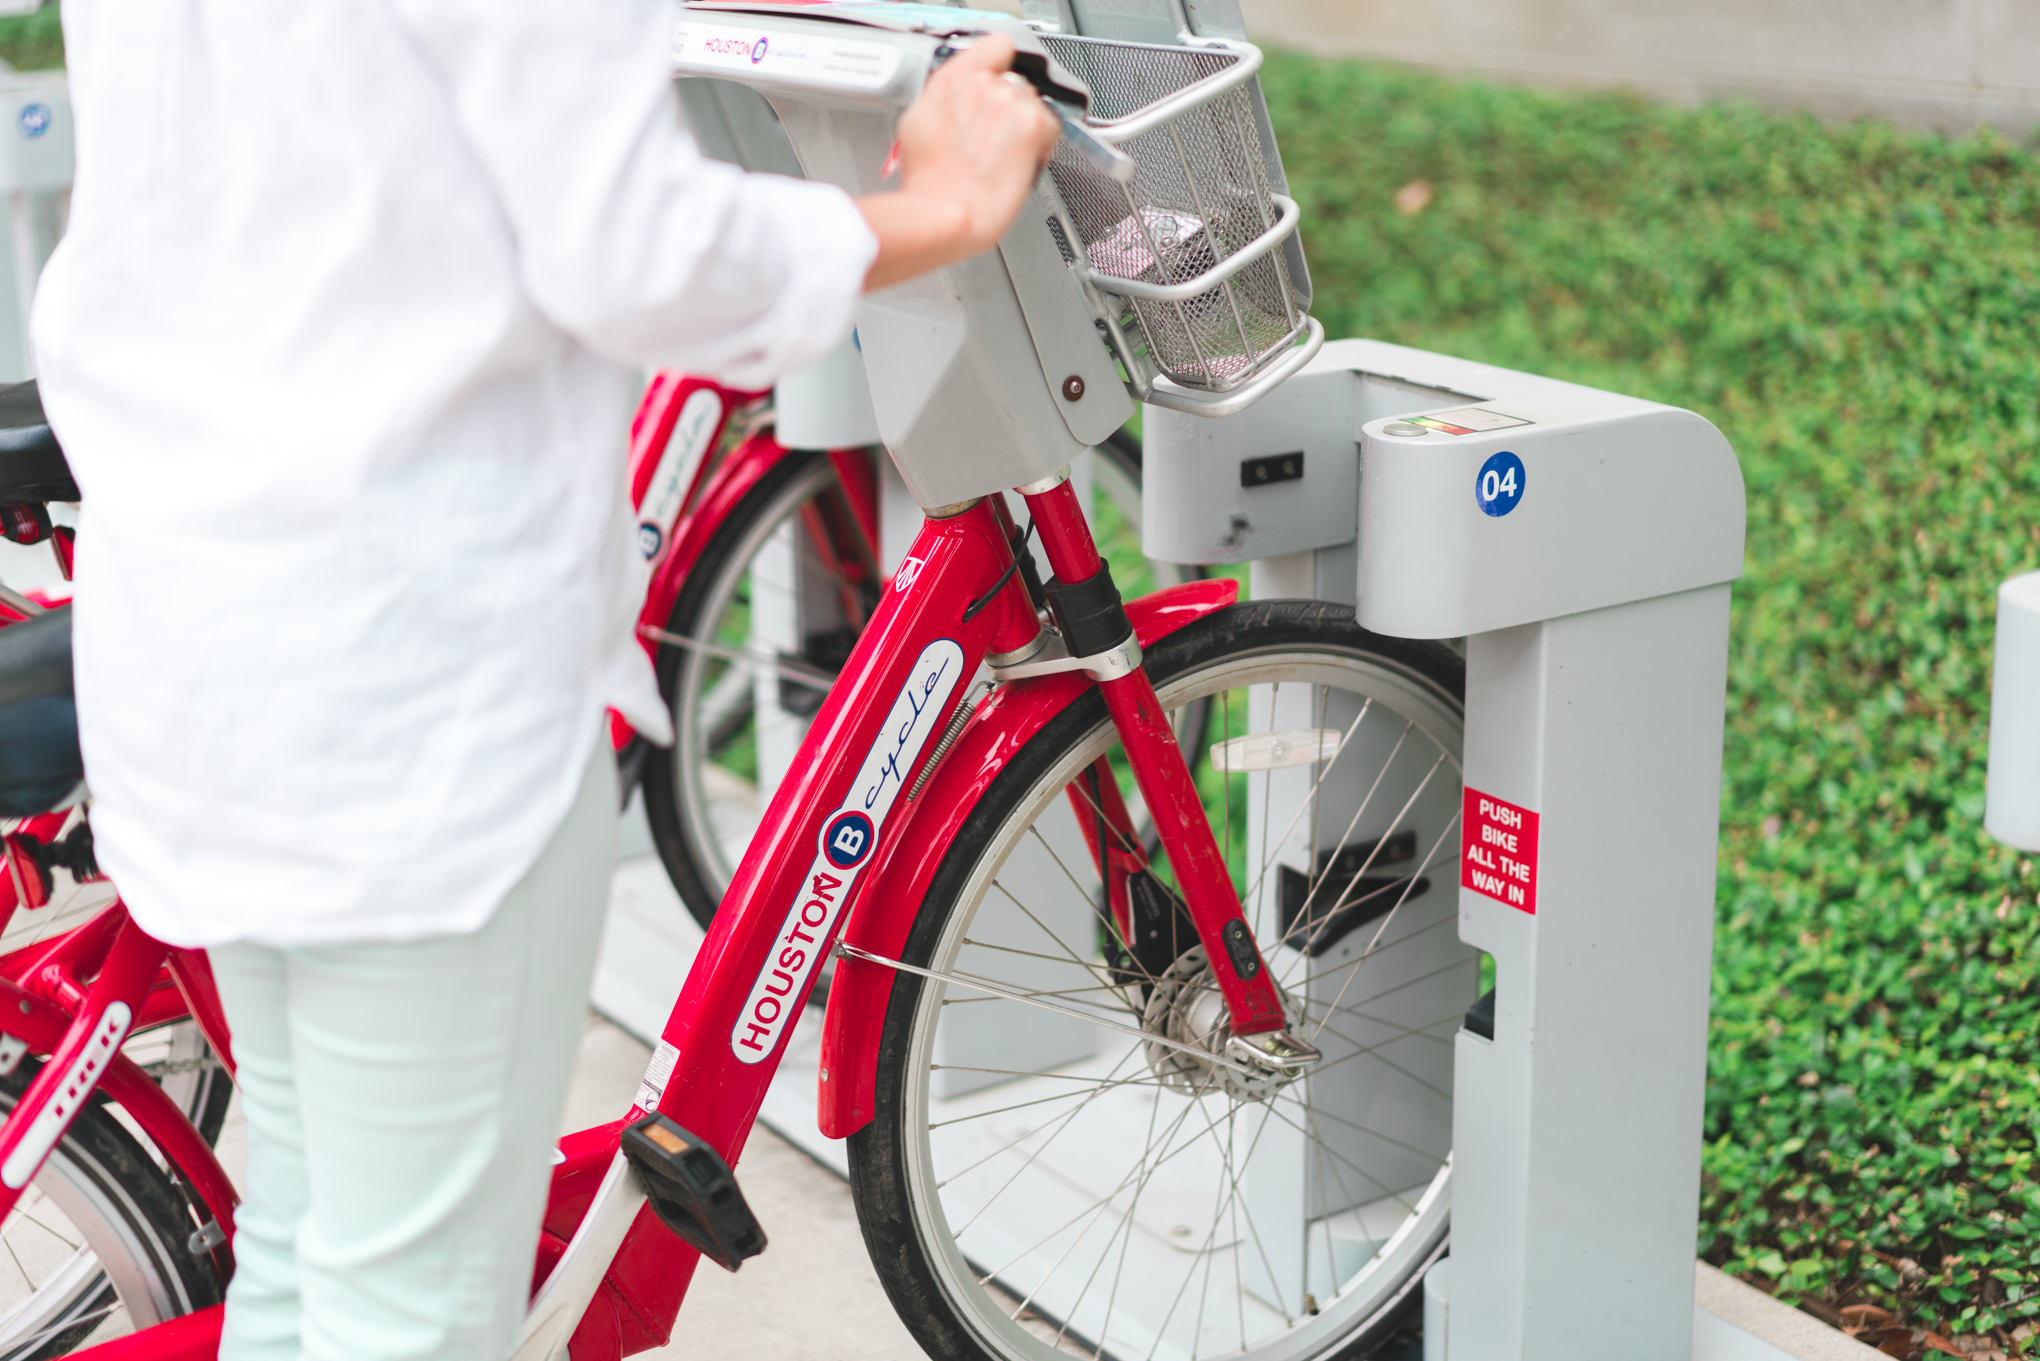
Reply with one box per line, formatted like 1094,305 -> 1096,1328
33,0 -> 876,946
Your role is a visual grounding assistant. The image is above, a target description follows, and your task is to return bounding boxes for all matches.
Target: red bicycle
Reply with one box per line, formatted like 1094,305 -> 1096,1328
0,393 -> 1470,1361
0,7 -> 1477,1357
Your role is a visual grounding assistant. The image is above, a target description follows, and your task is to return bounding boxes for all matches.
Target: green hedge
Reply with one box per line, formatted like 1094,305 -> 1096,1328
0,3 -> 59,72
9,9 -> 2040,1344
1260,50 -> 2040,1346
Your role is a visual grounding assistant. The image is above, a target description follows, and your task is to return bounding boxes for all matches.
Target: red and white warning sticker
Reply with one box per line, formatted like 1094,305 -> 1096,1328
1461,788 -> 1539,915
633,1039 -> 680,1117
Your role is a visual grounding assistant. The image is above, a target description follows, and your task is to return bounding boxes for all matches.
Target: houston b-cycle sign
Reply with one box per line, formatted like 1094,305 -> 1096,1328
729,638 -> 965,1063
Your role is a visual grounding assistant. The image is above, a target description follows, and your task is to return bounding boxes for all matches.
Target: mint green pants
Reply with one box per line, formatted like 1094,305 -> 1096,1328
211,743 -> 617,1361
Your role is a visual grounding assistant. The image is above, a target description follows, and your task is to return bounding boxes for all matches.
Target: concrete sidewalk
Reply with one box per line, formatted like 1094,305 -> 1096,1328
200,835 -> 1876,1361
211,1011 -> 923,1360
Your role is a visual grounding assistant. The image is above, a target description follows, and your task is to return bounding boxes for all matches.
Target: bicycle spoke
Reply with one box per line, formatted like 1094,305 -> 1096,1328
997,1088 -> 1203,1326
949,1044 -> 1158,1239
929,1072 -> 1168,1132
1278,721 -> 1416,935
937,1051 -> 1152,1193
15,1208 -> 79,1252
1312,811 -> 1463,1044
972,1074 -> 1209,1274
0,1230 -> 30,1291
931,1062 -> 1170,1086
1282,1092 -> 1456,1166
1284,737 -> 1443,949
1009,830 -> 1164,1002
1254,1098 -> 1424,1221
1292,911 -> 1460,991
1087,1081 -> 1173,1352
942,982 -> 1137,1006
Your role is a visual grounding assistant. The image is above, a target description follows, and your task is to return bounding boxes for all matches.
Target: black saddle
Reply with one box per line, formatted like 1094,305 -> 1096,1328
0,382 -> 76,504
0,606 -> 80,816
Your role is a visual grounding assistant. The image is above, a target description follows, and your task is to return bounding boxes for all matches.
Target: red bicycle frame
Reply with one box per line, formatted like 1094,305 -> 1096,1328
609,373 -> 879,767
503,475 -> 1284,1358
4,397 -> 1297,1360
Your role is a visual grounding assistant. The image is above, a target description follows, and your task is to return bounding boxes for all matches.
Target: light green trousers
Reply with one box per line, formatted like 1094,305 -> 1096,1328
211,742 -> 617,1361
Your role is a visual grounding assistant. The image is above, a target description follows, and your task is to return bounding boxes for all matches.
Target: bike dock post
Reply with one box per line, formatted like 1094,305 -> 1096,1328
1986,571 -> 2040,855
1144,337 -> 1747,1360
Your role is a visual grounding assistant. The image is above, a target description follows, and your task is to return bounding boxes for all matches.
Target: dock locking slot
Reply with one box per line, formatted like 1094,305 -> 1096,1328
1240,451 -> 1304,488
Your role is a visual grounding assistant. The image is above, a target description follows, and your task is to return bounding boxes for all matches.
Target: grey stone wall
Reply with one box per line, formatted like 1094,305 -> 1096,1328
1240,0 -> 2040,136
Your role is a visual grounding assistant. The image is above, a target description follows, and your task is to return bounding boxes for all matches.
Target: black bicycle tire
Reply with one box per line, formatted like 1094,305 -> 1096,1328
847,599 -> 1465,1361
644,448 -> 837,930
0,1059 -> 224,1360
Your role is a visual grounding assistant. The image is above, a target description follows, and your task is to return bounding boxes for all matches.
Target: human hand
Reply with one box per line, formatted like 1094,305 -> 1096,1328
856,36 -> 1061,291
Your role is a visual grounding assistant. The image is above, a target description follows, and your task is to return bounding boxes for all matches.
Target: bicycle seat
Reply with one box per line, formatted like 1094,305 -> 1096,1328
0,382 -> 78,504
0,606 -> 82,816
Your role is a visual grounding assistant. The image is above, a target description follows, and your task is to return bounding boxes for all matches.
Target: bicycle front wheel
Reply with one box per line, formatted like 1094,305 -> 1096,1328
850,601 -> 1472,1361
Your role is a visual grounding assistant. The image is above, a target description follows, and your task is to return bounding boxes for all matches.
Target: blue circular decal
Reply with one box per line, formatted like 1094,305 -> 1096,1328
636,521 -> 663,560
750,37 -> 769,63
821,810 -> 876,870
16,104 -> 49,140
1475,451 -> 1525,518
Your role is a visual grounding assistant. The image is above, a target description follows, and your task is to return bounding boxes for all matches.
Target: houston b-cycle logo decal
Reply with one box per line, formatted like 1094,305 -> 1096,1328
730,637 -> 965,1063
636,387 -> 722,563
822,811 -> 876,870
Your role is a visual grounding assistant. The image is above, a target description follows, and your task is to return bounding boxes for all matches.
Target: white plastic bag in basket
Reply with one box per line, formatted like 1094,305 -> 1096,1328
1087,207 -> 1205,280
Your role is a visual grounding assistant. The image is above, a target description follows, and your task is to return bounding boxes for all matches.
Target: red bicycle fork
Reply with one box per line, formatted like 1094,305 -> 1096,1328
1017,475 -> 1290,1036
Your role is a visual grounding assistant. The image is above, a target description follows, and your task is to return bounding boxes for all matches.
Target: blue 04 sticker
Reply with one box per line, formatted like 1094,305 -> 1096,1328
1475,451 -> 1525,517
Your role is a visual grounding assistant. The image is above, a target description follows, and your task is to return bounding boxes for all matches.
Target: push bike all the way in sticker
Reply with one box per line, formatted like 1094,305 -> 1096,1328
0,5 -> 1477,1360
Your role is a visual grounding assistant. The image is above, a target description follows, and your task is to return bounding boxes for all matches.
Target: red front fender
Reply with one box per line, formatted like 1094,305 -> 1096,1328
815,576 -> 1238,1139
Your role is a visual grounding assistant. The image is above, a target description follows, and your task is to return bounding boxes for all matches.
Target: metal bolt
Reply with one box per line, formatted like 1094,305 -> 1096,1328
1061,375 -> 1086,402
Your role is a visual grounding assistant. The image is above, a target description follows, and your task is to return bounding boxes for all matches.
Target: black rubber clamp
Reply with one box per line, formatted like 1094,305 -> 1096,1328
1044,567 -> 1132,660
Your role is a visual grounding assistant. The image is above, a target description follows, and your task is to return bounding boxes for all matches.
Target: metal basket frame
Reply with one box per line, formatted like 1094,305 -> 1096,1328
1035,34 -> 1324,417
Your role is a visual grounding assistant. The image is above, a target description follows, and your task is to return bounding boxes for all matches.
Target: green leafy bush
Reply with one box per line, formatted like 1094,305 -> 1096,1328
1260,51 -> 2040,1344
8,10 -> 2037,1343
0,3 -> 60,72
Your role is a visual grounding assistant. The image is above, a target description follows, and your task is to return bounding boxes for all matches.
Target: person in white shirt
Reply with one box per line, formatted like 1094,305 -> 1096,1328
31,0 -> 1057,1355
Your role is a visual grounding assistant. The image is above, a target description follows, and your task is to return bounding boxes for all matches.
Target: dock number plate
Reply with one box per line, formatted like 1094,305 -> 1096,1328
1462,788 -> 1538,915
1475,451 -> 1525,518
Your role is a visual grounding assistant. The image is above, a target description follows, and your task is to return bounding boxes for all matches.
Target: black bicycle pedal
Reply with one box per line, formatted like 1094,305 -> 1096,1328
621,1114 -> 767,1272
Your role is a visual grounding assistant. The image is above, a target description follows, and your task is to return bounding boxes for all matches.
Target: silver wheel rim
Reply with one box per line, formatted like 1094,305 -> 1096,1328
0,1096 -> 194,1357
897,646 -> 1470,1361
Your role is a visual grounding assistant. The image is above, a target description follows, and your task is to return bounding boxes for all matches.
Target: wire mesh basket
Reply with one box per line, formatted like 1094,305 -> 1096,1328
1039,35 -> 1311,398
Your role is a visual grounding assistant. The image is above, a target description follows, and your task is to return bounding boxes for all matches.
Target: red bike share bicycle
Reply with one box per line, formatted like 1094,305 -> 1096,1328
0,7 -> 1475,1359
